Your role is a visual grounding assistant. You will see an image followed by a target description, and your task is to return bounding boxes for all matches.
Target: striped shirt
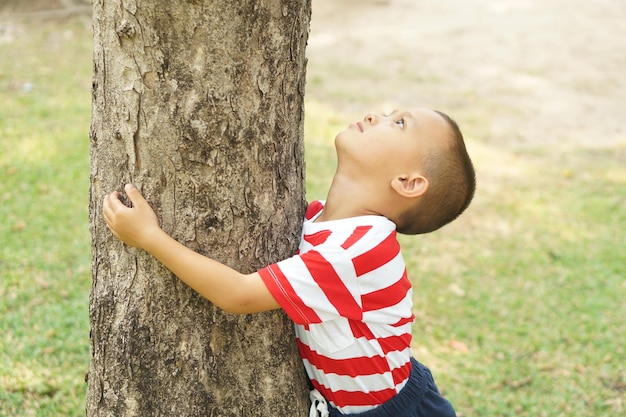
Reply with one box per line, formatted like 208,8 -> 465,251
259,201 -> 415,414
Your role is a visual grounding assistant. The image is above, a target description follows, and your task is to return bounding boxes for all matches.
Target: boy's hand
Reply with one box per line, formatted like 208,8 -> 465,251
102,184 -> 161,249
102,184 -> 279,314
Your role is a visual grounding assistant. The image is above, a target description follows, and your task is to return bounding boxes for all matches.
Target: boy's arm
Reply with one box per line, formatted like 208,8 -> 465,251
102,184 -> 280,315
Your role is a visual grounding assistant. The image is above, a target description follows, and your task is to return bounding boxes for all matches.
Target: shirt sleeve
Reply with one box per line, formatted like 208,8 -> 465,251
259,258 -> 323,325
258,248 -> 363,325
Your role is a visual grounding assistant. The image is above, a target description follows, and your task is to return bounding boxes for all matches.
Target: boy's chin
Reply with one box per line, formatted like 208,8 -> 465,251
334,128 -> 356,144
333,132 -> 349,151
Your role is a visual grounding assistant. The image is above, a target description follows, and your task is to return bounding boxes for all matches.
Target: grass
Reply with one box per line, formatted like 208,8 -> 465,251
1,13 -> 624,417
408,147 -> 626,416
0,15 -> 93,417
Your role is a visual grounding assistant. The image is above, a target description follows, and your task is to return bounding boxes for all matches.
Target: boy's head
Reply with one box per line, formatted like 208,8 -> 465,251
334,107 -> 476,235
395,110 -> 475,234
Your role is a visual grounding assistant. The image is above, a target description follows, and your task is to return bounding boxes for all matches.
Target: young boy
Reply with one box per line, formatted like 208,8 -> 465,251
103,107 -> 476,417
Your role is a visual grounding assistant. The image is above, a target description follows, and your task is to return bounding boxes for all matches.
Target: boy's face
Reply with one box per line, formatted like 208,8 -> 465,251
334,107 -> 450,180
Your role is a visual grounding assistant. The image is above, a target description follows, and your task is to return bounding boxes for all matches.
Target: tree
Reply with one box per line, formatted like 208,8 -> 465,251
87,1 -> 311,415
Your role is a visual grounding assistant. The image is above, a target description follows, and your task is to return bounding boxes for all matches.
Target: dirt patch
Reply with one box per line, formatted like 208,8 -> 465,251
0,0 -> 89,18
0,0 -> 65,14
3,0 -> 624,151
308,0 -> 626,149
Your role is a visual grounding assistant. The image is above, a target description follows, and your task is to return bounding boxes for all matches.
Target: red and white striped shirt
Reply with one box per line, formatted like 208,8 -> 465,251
259,201 -> 415,414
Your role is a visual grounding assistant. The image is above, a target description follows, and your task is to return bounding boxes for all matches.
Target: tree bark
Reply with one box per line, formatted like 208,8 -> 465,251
87,1 -> 311,416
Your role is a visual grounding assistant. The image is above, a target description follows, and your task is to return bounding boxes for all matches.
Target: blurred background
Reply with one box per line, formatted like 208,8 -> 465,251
1,0 -> 624,416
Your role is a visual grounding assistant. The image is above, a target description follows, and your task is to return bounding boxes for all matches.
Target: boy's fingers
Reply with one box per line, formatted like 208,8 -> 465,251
103,191 -> 133,224
102,192 -> 116,214
124,183 -> 146,208
102,194 -> 115,228
105,191 -> 125,210
102,185 -> 148,218
102,192 -> 112,212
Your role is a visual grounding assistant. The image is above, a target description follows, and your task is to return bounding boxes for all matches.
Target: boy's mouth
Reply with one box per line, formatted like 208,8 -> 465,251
351,122 -> 363,132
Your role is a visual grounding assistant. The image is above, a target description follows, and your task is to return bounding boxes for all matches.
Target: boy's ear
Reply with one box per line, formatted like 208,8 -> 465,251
391,174 -> 429,198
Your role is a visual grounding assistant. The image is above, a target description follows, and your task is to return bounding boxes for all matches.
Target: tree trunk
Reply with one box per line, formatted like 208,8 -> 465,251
87,1 -> 311,416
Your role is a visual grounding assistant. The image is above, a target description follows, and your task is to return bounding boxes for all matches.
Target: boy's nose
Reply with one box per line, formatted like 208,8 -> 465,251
364,113 -> 379,125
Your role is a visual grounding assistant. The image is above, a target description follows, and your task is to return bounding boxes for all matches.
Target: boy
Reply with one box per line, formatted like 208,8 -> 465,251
103,107 -> 476,417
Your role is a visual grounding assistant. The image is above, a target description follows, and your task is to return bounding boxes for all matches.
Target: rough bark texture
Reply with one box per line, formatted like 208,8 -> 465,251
87,0 -> 311,416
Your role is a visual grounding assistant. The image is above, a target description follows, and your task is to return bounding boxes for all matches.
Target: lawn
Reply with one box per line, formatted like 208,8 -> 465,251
1,13 -> 624,417
0,15 -> 93,417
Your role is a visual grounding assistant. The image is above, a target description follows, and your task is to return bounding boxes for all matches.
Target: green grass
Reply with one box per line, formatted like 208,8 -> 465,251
403,147 -> 626,417
1,14 -> 625,417
304,112 -> 625,415
0,16 -> 92,417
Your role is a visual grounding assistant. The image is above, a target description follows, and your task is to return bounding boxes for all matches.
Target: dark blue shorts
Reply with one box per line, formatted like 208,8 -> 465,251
327,358 -> 457,417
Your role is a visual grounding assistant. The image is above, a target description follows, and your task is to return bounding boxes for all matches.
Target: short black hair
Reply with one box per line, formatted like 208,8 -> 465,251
396,110 -> 476,235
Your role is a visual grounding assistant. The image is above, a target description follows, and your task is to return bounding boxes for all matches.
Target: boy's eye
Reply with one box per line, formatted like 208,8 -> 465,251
395,119 -> 405,128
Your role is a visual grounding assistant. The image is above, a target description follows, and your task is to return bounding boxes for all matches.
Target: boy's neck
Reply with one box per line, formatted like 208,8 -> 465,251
316,174 -> 383,223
